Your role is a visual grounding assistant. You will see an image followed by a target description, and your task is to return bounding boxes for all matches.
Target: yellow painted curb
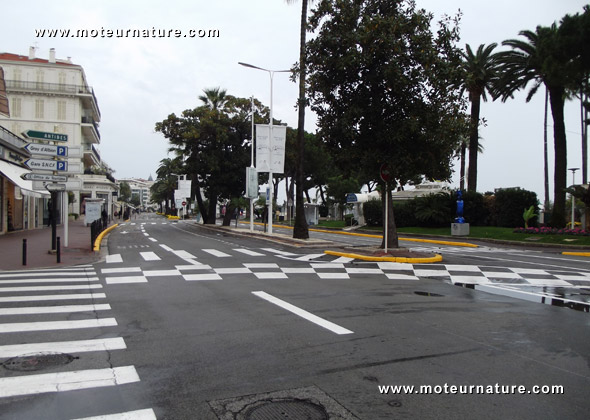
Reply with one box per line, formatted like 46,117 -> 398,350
93,224 -> 119,252
324,250 -> 443,263
238,221 -> 478,248
562,252 -> 590,257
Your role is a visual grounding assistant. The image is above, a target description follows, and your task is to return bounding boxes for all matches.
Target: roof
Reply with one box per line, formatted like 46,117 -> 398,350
0,52 -> 76,67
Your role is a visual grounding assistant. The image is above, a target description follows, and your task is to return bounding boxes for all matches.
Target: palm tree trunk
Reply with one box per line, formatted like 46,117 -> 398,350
467,95 -> 481,192
544,88 -> 550,209
581,82 -> 588,185
459,142 -> 466,191
293,0 -> 310,239
549,86 -> 567,228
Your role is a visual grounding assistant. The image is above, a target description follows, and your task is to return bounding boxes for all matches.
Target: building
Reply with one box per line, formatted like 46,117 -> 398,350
0,47 -> 116,222
116,176 -> 155,209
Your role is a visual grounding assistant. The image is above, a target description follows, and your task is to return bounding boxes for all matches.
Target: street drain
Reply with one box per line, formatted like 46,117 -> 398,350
414,291 -> 444,297
244,398 -> 328,420
2,352 -> 77,371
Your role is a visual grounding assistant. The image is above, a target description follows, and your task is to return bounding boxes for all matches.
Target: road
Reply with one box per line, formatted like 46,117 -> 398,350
0,213 -> 589,419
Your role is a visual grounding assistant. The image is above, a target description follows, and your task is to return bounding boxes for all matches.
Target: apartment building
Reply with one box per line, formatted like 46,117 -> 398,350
0,47 -> 116,226
117,176 -> 155,209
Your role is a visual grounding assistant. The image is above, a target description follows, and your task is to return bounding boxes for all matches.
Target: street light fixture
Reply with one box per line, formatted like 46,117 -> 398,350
238,62 -> 290,235
569,167 -> 579,228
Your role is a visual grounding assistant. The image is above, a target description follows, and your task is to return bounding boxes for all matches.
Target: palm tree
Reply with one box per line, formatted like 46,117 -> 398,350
495,25 -> 573,227
199,87 -> 228,111
287,0 -> 312,239
459,43 -> 498,193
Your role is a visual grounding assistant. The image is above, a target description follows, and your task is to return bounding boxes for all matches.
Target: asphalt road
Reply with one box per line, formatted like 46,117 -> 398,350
0,214 -> 589,420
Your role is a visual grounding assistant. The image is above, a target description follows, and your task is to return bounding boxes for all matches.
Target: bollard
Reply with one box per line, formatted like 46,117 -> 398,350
22,239 -> 27,266
57,237 -> 61,263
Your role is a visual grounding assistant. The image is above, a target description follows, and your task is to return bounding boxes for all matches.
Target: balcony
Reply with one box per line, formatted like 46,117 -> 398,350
5,79 -> 101,120
81,116 -> 101,143
82,143 -> 101,168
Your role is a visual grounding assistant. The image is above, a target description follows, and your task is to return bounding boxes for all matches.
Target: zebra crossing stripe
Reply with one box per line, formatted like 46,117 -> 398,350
203,249 -> 231,257
0,277 -> 99,284
0,337 -> 126,358
102,267 -> 142,274
105,276 -> 148,284
0,284 -> 103,293
71,408 -> 157,420
0,365 -> 140,398
0,318 -> 117,333
0,293 -> 107,303
0,304 -> 111,316
234,248 -> 265,256
0,271 -> 96,279
106,254 -> 123,263
261,248 -> 297,256
183,273 -> 222,281
140,252 -> 160,261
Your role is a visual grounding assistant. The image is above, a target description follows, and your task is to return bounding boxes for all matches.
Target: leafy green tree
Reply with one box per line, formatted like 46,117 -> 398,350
306,0 -> 468,248
119,181 -> 131,203
460,43 -> 499,192
495,25 -> 575,227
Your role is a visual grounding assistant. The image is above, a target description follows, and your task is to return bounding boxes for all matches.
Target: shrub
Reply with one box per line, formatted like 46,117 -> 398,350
392,200 -> 417,227
414,193 -> 452,227
363,198 -> 383,226
494,188 -> 539,228
461,191 -> 489,226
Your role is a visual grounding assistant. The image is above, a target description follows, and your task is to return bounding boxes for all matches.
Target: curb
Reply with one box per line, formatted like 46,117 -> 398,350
561,251 -> 590,257
324,250 -> 443,263
93,224 -> 119,252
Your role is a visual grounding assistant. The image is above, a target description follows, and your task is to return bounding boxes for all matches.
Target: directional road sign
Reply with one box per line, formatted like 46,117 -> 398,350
22,130 -> 68,142
23,143 -> 68,157
24,158 -> 68,172
45,183 -> 66,191
21,173 -> 67,182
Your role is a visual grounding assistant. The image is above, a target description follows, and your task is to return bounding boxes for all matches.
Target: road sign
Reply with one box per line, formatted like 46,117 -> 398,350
45,183 -> 66,191
23,143 -> 68,157
380,163 -> 391,183
22,130 -> 68,142
21,173 -> 67,182
182,201 -> 187,206
24,158 -> 68,172
32,177 -> 83,191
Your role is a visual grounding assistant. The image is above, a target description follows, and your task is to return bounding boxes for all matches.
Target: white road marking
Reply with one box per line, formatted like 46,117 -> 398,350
214,268 -> 251,274
0,304 -> 111,316
143,270 -> 181,277
261,248 -> 297,256
102,267 -> 142,274
311,263 -> 344,269
0,337 -> 126,358
106,254 -> 123,264
0,284 -> 102,293
0,271 -> 96,278
252,291 -> 353,335
106,276 -> 148,284
234,248 -> 265,256
183,273 -> 222,281
140,252 -> 160,261
281,268 -> 316,274
0,277 -> 99,284
345,268 -> 383,274
294,254 -> 326,261
0,366 -> 140,398
203,249 -> 231,258
254,272 -> 288,279
176,264 -> 212,270
149,237 -> 158,242
159,244 -> 174,252
71,408 -> 157,420
173,250 -> 197,259
244,263 -> 279,269
0,318 -> 117,333
317,272 -> 349,279
0,293 -> 107,303
385,274 -> 419,281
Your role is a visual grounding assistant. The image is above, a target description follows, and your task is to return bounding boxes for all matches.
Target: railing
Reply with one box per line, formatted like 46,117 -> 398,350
5,79 -> 101,117
90,218 -> 107,248
81,116 -> 101,140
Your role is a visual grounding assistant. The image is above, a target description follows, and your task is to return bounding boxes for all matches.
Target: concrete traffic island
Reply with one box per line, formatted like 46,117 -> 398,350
325,246 -> 442,263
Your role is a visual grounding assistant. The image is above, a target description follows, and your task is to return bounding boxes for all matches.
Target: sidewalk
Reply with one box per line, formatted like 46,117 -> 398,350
0,219 -> 108,271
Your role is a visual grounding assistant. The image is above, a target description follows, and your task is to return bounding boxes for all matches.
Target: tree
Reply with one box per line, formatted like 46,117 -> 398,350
198,87 -> 228,111
495,24 -> 577,227
287,0 -> 314,239
119,181 -> 131,203
156,92 -> 261,225
306,0 -> 467,248
460,43 -> 499,192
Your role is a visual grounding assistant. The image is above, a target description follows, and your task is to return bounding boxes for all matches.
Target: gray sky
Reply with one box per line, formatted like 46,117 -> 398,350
2,0 -> 588,204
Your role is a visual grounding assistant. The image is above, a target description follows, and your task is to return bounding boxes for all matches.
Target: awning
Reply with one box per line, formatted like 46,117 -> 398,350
0,159 -> 50,198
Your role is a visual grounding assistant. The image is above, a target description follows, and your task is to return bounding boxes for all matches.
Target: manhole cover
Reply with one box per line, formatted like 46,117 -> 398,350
2,353 -> 77,371
244,399 -> 329,420
414,291 -> 444,297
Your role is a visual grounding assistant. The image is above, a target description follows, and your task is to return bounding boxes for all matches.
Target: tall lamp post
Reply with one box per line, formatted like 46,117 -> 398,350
569,167 -> 579,228
238,62 -> 290,235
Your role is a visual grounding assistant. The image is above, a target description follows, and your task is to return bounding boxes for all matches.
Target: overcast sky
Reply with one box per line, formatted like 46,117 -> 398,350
2,0 -> 588,204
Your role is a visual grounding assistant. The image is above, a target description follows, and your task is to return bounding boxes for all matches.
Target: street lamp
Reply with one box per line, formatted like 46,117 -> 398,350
569,167 -> 579,228
238,62 -> 290,235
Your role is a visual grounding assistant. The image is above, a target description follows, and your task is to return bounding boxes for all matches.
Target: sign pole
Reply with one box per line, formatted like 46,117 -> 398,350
250,96 -> 254,232
63,191 -> 69,247
384,182 -> 388,254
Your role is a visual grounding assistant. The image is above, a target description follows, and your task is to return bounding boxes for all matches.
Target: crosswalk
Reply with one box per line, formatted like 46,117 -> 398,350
0,265 -> 156,419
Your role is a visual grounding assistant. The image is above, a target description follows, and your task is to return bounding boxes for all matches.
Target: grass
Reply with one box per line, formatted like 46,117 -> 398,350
314,220 -> 590,246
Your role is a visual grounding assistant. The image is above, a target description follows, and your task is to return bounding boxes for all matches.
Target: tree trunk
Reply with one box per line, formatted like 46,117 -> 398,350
380,184 -> 399,249
544,88 -> 550,209
467,94 -> 481,192
549,86 -> 567,228
293,0 -> 309,239
195,187 -> 208,222
206,192 -> 217,224
222,200 -> 234,226
581,82 -> 588,185
459,141 -> 466,191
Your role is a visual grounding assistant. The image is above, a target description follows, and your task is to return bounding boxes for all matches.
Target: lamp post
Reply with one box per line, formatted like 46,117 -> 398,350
238,62 -> 290,235
569,167 -> 579,228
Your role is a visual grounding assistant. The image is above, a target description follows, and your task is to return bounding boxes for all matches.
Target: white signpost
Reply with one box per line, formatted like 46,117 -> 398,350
24,143 -> 68,157
24,158 -> 68,172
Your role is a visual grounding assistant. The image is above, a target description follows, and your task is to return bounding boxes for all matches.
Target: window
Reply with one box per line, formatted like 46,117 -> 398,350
13,68 -> 22,88
11,98 -> 21,118
57,100 -> 66,120
36,70 -> 44,90
35,99 -> 44,119
58,72 -> 66,89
